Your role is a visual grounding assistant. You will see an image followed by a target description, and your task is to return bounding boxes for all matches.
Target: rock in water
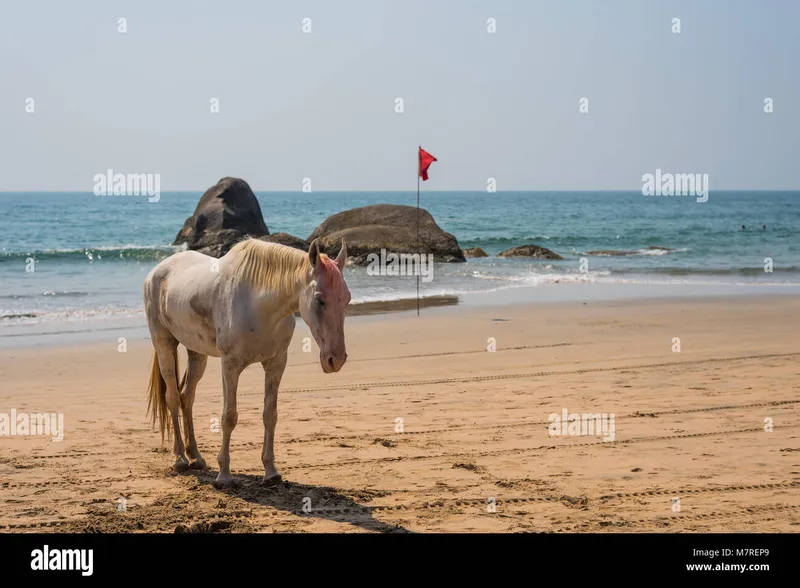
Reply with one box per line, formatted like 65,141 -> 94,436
463,247 -> 489,258
585,246 -> 673,256
259,233 -> 309,251
497,244 -> 563,260
307,204 -> 465,265
585,250 -> 635,256
173,177 -> 269,257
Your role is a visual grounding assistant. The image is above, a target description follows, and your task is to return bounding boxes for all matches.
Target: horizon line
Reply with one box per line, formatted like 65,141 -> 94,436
2,189 -> 800,194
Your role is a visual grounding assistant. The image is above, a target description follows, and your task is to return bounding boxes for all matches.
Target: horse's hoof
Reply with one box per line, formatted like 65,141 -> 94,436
189,459 -> 208,471
214,474 -> 235,489
173,457 -> 190,473
262,474 -> 283,488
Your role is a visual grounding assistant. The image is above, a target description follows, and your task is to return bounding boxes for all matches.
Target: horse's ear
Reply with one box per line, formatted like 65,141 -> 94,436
308,238 -> 321,268
335,239 -> 347,271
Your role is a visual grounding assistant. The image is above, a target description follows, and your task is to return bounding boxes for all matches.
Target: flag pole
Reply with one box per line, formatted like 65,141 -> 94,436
416,147 -> 420,316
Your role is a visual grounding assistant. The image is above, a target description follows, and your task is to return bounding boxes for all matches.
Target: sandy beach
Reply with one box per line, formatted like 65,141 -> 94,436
1,294 -> 799,533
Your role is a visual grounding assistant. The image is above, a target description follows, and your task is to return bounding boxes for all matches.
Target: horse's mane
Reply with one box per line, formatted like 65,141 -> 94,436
230,239 -> 311,295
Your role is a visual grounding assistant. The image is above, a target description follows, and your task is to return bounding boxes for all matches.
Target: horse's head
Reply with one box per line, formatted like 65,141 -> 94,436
299,238 -> 350,373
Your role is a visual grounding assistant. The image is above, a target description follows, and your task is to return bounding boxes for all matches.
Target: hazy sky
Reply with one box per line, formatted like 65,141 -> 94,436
1,0 -> 798,191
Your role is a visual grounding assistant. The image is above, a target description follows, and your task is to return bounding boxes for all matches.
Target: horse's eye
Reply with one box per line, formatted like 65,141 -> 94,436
316,298 -> 325,307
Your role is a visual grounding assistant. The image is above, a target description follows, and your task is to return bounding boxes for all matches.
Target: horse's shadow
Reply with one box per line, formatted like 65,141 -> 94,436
185,469 -> 412,533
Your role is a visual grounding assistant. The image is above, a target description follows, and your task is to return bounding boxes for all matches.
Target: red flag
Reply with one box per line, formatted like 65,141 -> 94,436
418,147 -> 437,181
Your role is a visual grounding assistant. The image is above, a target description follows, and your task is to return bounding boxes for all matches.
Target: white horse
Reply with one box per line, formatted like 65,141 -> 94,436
143,238 -> 350,487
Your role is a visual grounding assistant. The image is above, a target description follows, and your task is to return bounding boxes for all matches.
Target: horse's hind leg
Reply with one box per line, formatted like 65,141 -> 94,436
181,350 -> 208,470
154,336 -> 190,472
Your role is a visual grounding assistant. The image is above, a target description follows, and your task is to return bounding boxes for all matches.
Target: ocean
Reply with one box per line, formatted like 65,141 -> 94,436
1,190 -> 799,343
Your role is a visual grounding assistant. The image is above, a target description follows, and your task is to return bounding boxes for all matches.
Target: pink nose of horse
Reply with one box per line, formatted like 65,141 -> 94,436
322,353 -> 347,373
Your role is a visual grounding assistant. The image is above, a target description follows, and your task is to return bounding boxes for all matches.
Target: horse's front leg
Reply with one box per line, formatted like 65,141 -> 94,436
261,350 -> 288,487
215,356 -> 245,488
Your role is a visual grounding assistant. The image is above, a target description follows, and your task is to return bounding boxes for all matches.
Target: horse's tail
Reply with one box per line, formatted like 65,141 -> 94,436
147,349 -> 186,444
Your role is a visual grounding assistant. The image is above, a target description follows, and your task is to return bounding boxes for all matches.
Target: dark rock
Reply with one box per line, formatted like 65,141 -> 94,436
586,246 -> 673,257
585,250 -> 635,257
463,247 -> 489,258
307,204 -> 465,265
497,244 -> 563,260
259,233 -> 308,251
173,177 -> 269,257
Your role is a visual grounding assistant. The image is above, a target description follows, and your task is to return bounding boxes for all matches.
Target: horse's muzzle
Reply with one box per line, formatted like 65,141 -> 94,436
321,353 -> 347,373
